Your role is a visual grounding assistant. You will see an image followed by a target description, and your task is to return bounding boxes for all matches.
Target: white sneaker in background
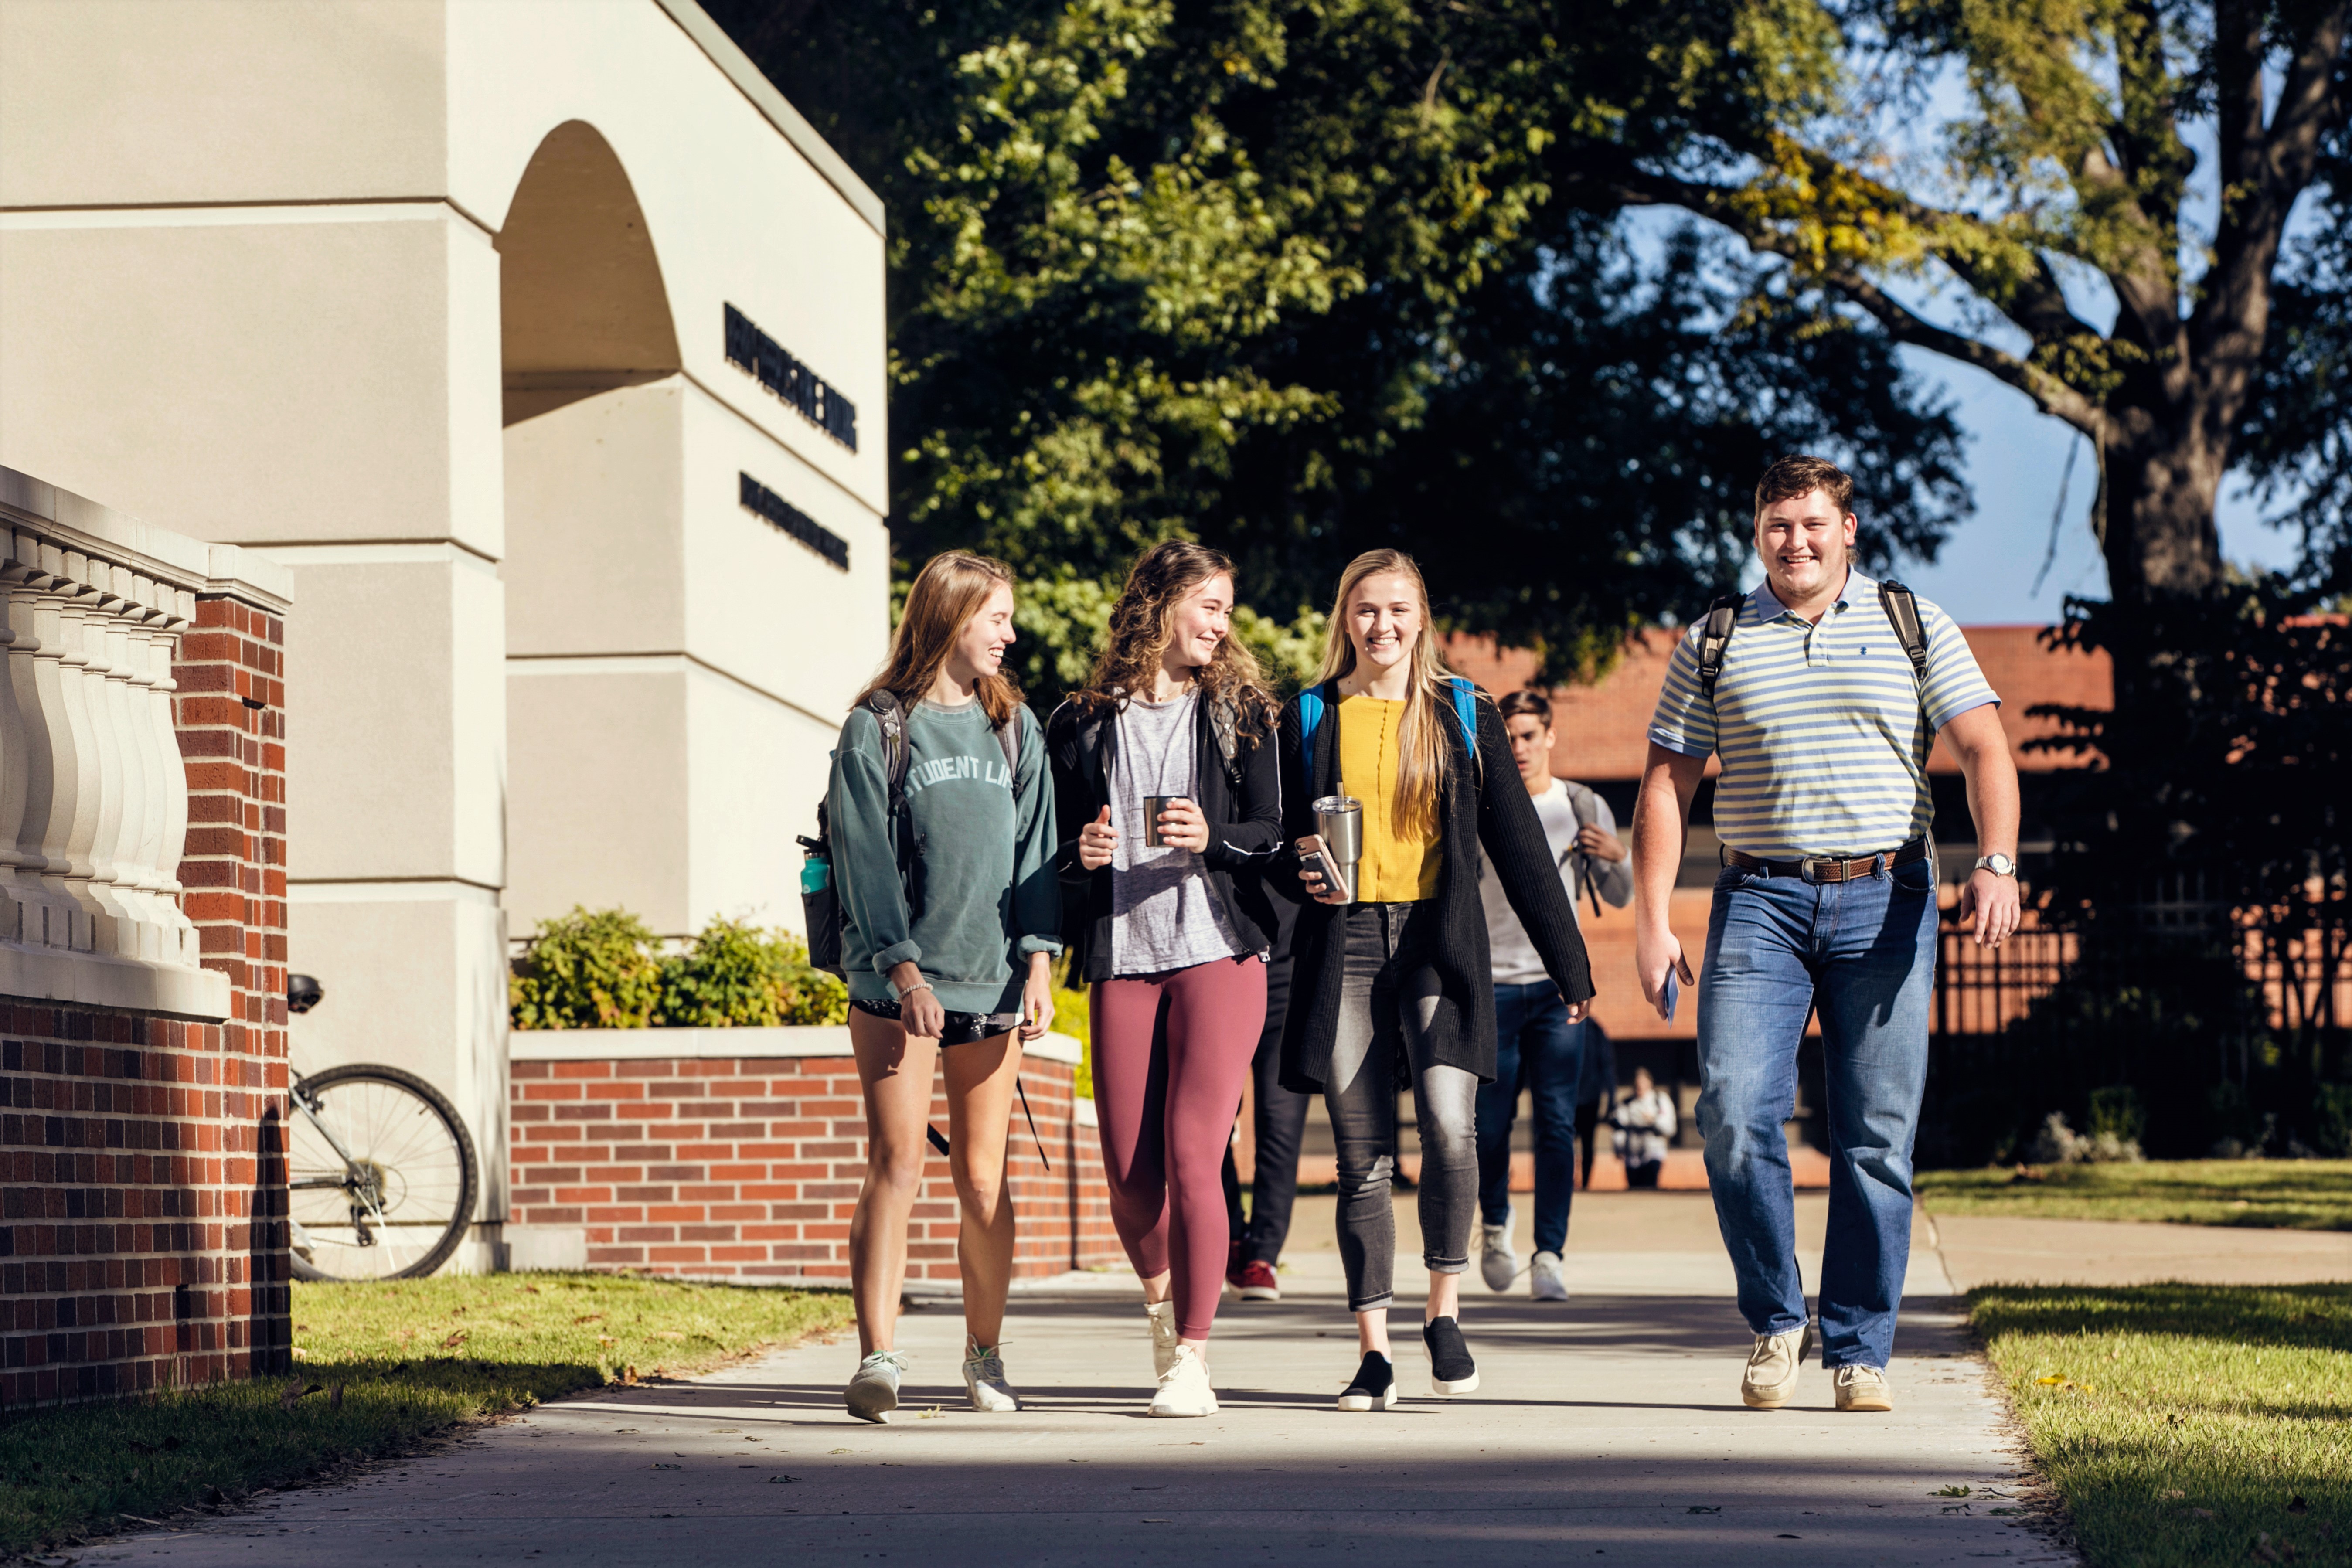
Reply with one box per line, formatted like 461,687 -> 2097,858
1148,1344 -> 1218,1417
1145,1299 -> 1179,1378
1479,1207 -> 1520,1291
845,1350 -> 909,1424
962,1342 -> 1021,1412
1530,1250 -> 1568,1301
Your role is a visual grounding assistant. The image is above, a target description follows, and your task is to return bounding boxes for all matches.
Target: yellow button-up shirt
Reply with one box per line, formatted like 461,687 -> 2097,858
1338,695 -> 1442,901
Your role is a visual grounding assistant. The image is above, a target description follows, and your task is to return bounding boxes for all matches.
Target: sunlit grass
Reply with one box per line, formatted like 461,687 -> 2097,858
0,1271 -> 851,1553
1920,1160 -> 2352,1230
1974,1284 -> 2352,1567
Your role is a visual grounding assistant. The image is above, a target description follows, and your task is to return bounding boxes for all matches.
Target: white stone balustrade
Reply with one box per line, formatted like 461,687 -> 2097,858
0,468 -> 284,1018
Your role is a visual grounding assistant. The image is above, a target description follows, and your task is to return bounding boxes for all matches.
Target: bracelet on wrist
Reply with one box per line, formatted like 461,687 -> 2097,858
888,977 -> 935,1003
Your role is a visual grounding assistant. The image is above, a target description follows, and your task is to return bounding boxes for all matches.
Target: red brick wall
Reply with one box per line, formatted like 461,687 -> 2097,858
0,592 -> 290,1407
507,1051 -> 1120,1282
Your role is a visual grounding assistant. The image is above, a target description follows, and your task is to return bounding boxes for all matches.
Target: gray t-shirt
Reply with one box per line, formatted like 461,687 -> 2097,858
1109,691 -> 1247,976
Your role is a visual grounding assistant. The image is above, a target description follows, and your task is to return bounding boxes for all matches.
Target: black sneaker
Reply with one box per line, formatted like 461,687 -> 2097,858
1423,1316 -> 1479,1396
1336,1351 -> 1398,1412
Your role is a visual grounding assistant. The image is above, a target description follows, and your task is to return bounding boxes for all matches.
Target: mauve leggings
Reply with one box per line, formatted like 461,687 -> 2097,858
1091,957 -> 1269,1340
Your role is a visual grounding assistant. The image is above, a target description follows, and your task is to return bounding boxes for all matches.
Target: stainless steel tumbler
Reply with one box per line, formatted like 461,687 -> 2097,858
1141,795 -> 1188,849
1310,793 -> 1364,903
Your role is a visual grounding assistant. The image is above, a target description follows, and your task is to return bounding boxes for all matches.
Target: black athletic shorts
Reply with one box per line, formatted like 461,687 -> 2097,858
850,997 -> 1021,1045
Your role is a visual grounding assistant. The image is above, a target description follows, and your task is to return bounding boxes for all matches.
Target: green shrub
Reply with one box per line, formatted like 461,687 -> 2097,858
658,917 -> 847,1028
2315,1083 -> 2352,1159
2087,1084 -> 2147,1146
510,906 -> 664,1029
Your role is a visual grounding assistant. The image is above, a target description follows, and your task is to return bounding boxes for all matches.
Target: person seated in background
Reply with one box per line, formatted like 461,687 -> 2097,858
1611,1066 -> 1677,1189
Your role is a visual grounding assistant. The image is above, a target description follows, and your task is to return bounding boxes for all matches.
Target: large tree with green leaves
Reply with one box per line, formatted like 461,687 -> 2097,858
709,0 -> 1971,692
1587,0 -> 2352,605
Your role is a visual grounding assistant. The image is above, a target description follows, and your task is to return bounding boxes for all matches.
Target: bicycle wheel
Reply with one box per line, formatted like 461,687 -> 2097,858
287,1063 -> 480,1282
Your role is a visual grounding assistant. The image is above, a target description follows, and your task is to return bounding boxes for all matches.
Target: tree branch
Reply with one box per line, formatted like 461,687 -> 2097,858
1594,164 -> 2105,433
2195,1 -> 2352,421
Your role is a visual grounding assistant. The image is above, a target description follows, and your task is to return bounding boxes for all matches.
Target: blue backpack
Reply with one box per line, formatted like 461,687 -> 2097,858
1295,676 -> 1481,799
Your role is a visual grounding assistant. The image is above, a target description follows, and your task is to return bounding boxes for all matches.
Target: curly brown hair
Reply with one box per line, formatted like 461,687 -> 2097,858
1075,541 -> 1275,728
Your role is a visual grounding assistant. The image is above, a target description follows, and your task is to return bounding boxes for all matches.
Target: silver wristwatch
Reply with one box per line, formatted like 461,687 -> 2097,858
1974,852 -> 2017,878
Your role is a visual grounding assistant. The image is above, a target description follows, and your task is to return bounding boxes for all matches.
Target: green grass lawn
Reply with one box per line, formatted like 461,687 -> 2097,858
0,1271 -> 852,1554
1974,1284 -> 2351,1568
1919,1160 -> 2352,1230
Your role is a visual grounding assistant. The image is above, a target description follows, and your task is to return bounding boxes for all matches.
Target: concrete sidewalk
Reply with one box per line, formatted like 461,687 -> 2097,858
91,1194 -> 2073,1568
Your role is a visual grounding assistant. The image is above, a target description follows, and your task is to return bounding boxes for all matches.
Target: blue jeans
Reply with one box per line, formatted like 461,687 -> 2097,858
1696,854 -> 1937,1370
1474,982 -> 1586,1256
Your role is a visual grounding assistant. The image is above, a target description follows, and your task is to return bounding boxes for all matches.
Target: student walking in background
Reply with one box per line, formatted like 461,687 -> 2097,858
1225,895 -> 1310,1302
1281,550 -> 1595,1412
1632,456 -> 2019,1414
829,551 -> 1062,1424
1474,690 -> 1631,1300
1048,542 -> 1283,1418
1610,1065 -> 1677,1189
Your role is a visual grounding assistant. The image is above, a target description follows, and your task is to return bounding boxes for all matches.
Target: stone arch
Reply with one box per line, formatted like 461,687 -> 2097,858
497,120 -> 681,425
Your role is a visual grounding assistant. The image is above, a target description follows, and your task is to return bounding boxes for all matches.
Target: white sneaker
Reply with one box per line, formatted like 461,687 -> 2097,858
1148,1344 -> 1218,1417
1530,1250 -> 1568,1301
1740,1321 -> 1814,1409
1479,1208 -> 1520,1292
961,1342 -> 1021,1412
845,1350 -> 908,1423
1145,1299 -> 1179,1378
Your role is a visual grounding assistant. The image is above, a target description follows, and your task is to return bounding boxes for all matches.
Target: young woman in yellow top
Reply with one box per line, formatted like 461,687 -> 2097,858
1277,549 -> 1596,1411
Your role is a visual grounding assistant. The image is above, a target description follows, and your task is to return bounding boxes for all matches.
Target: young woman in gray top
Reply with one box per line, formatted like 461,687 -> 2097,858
1047,541 -> 1283,1418
828,551 -> 1061,1423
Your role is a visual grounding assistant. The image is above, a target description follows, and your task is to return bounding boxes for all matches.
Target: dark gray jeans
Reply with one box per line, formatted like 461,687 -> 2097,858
1326,901 -> 1480,1313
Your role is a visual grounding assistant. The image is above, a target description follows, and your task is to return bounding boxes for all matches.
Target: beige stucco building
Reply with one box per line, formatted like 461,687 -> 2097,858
1,0 -> 889,1260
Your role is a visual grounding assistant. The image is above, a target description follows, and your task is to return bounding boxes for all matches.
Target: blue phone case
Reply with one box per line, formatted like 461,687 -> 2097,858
1662,970 -> 1679,1022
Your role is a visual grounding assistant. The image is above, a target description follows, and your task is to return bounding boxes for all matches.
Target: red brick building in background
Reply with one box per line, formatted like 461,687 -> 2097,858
0,473 -> 292,1407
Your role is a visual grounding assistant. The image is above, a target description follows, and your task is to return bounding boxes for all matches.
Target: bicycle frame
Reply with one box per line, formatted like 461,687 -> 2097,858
288,1072 -> 396,1254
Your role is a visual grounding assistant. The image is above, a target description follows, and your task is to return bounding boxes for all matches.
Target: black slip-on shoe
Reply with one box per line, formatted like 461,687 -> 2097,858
1423,1316 -> 1479,1396
1337,1351 -> 1398,1412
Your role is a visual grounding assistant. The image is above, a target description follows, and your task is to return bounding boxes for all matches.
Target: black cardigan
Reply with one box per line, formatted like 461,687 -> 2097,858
1045,692 -> 1284,981
1275,687 -> 1595,1094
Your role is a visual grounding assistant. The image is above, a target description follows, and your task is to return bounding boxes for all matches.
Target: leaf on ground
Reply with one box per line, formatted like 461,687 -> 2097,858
442,1331 -> 468,1349
1933,1485 -> 1971,1497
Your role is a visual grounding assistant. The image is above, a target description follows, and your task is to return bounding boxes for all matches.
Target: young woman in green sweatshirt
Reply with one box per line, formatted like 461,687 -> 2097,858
828,551 -> 1062,1423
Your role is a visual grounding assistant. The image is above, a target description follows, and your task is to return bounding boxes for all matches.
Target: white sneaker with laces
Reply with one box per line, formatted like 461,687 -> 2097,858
1479,1207 -> 1520,1292
962,1342 -> 1021,1412
845,1350 -> 909,1424
1740,1320 -> 1814,1409
1148,1344 -> 1218,1417
1530,1250 -> 1568,1301
1145,1299 -> 1179,1378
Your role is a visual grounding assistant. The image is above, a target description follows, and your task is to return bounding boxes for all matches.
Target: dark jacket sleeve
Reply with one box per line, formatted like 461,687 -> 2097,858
1472,702 -> 1595,1003
1047,700 -> 1099,887
1266,698 -> 1316,903
1202,708 -> 1284,871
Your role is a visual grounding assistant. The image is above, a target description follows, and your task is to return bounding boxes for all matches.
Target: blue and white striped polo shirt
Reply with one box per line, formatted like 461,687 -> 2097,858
1647,571 -> 1998,859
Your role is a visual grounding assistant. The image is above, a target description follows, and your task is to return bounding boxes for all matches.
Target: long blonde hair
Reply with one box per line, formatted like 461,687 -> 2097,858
1312,548 -> 1462,841
854,551 -> 1024,727
1076,541 -> 1276,732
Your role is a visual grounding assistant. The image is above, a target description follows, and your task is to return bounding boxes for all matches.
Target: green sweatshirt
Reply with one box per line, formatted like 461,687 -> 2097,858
827,697 -> 1062,1014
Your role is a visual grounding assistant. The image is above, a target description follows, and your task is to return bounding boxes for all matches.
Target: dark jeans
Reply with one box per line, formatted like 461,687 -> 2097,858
1474,981 -> 1587,1256
1327,901 -> 1479,1313
1697,856 -> 1938,1370
1222,904 -> 1309,1265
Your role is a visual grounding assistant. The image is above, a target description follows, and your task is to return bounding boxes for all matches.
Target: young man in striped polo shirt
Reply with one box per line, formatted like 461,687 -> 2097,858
1630,456 -> 2022,1413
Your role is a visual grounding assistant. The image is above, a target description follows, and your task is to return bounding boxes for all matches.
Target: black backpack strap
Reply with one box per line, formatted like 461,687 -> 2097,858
1209,694 -> 1242,787
1877,580 -> 1931,687
994,703 -> 1023,779
868,690 -> 912,808
1695,594 -> 1743,700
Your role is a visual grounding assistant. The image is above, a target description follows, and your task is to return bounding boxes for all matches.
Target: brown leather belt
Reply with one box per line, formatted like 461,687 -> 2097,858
1722,837 -> 1930,884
